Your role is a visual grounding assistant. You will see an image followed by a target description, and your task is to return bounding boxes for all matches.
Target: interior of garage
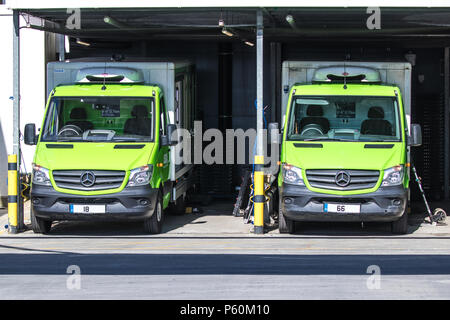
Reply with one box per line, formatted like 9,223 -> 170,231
15,7 -> 450,215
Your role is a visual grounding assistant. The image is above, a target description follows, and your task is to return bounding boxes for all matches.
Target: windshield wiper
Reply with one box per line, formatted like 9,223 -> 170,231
55,138 -> 148,143
112,138 -> 140,142
56,138 -> 81,142
358,139 -> 400,142
303,137 -> 355,142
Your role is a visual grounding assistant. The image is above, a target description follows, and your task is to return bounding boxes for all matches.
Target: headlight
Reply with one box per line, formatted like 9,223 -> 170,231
382,165 -> 404,186
282,163 -> 304,185
127,165 -> 153,187
32,164 -> 51,186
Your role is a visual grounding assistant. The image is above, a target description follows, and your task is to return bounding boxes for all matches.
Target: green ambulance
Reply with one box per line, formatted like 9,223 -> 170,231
275,61 -> 422,234
24,60 -> 196,234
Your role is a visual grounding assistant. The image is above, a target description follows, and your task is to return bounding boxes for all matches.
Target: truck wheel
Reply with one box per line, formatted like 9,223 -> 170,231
278,200 -> 295,234
30,208 -> 52,234
391,209 -> 408,234
144,192 -> 164,234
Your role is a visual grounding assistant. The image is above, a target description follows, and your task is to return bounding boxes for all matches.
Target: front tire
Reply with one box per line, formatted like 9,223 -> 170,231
31,207 -> 52,234
144,192 -> 164,234
278,199 -> 295,234
391,209 -> 408,234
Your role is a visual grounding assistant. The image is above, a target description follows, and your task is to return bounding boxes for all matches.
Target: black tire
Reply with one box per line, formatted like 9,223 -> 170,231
278,199 -> 295,234
432,208 -> 447,224
30,207 -> 52,234
144,192 -> 164,234
233,170 -> 251,217
391,209 -> 408,234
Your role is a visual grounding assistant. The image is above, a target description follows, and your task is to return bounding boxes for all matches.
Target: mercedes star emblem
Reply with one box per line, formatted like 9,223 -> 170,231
80,171 -> 96,187
335,171 -> 351,187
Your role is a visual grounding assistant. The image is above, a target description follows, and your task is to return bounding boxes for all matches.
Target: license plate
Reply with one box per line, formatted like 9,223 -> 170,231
69,204 -> 106,214
324,203 -> 360,213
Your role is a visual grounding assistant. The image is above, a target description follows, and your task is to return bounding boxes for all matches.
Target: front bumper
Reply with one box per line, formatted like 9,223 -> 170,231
31,184 -> 159,221
280,183 -> 407,222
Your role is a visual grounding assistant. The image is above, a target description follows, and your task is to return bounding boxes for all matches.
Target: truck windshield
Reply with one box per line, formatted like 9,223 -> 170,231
287,95 -> 401,142
41,96 -> 154,142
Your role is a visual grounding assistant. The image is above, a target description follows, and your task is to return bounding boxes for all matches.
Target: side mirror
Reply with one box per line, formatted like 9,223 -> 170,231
160,135 -> 170,147
167,124 -> 178,146
408,124 -> 422,147
24,123 -> 37,145
268,122 -> 281,144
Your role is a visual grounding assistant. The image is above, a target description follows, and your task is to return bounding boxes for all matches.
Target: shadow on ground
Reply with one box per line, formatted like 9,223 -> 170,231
23,200 -> 238,236
0,251 -> 449,276
9,199 -> 449,237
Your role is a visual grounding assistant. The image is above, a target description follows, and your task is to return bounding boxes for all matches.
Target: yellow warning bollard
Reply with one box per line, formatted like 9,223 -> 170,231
253,155 -> 265,234
8,154 -> 18,234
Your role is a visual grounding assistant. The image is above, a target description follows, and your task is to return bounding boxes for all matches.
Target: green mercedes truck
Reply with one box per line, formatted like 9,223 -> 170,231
24,59 -> 196,234
276,61 -> 422,234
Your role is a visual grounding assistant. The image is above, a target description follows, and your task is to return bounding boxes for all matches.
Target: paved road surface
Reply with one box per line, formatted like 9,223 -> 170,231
0,217 -> 450,299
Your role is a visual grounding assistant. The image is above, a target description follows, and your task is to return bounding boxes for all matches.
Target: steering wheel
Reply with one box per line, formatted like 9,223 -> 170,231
58,125 -> 83,137
301,124 -> 324,136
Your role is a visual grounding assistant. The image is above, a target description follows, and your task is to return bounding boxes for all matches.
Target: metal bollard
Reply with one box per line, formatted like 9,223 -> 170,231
253,155 -> 265,234
8,154 -> 18,234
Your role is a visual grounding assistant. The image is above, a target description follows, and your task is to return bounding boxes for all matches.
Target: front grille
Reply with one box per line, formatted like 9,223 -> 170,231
59,198 -> 118,204
52,170 -> 126,191
305,169 -> 380,191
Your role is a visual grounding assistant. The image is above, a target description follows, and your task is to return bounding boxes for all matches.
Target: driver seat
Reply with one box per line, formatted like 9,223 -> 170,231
66,107 -> 93,132
124,105 -> 151,136
360,106 -> 392,136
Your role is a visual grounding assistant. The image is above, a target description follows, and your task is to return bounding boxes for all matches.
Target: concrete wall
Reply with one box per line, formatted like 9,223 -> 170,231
0,6 -> 50,207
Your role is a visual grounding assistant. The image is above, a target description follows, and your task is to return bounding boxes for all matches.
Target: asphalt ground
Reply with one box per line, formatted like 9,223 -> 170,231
0,201 -> 449,299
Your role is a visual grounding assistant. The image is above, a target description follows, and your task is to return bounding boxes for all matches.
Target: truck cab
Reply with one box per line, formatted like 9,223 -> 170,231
24,61 -> 195,234
277,62 -> 422,234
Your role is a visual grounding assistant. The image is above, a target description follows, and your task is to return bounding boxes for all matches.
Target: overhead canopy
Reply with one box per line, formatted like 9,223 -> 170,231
7,0 -> 450,9
9,5 -> 450,44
